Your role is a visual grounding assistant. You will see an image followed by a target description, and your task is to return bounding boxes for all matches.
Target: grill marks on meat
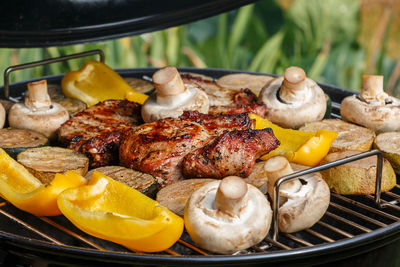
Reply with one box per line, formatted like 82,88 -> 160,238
58,100 -> 142,167
119,111 -> 253,185
181,73 -> 267,117
182,128 -> 280,179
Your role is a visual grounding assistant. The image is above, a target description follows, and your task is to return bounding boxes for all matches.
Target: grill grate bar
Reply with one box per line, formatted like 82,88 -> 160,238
0,202 -> 64,245
304,228 -> 334,243
165,249 -> 181,256
365,194 -> 400,211
316,221 -> 354,238
282,233 -> 313,247
329,202 -> 387,227
264,237 -> 291,250
332,194 -> 400,222
38,216 -> 106,251
178,239 -> 209,255
325,212 -> 371,233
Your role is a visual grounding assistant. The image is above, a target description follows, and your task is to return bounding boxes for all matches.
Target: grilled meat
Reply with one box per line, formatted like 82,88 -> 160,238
58,100 -> 142,167
119,111 -> 253,185
182,128 -> 280,179
181,73 -> 267,117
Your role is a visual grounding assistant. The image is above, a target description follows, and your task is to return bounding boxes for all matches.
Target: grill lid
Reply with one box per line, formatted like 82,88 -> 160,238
0,0 -> 257,48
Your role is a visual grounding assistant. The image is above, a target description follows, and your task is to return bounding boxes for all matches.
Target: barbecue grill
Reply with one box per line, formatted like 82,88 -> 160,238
1,1 -> 400,266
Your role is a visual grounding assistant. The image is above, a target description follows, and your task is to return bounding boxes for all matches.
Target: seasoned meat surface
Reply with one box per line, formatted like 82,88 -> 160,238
181,73 -> 267,117
58,100 -> 142,167
119,111 -> 253,185
182,128 -> 280,179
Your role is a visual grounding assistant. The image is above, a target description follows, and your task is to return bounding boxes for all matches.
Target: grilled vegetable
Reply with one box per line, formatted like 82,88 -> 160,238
8,80 -> 69,140
0,102 -> 5,129
85,166 -> 158,198
300,119 -> 375,152
0,128 -> 49,158
17,146 -> 89,184
61,60 -> 148,107
156,178 -> 215,216
58,171 -> 184,252
0,148 -> 87,216
374,132 -> 400,173
320,150 -> 396,195
124,77 -> 154,95
216,73 -> 274,95
52,97 -> 87,116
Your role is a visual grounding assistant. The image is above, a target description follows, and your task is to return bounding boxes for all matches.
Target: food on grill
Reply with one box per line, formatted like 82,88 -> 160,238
58,99 -> 142,168
8,80 -> 69,140
265,156 -> 330,233
216,73 -> 274,95
141,66 -> 209,123
62,60 -> 148,107
181,73 -> 267,117
85,166 -> 158,198
0,148 -> 87,216
341,75 -> 400,134
182,128 -> 280,179
52,97 -> 87,116
374,132 -> 400,174
57,171 -> 184,252
156,178 -> 215,216
0,128 -> 49,158
119,111 -> 253,185
258,66 -> 326,129
46,83 -> 64,99
0,102 -> 5,129
184,176 -> 272,254
124,77 -> 154,95
300,119 -> 376,153
17,146 -> 89,184
320,150 -> 396,195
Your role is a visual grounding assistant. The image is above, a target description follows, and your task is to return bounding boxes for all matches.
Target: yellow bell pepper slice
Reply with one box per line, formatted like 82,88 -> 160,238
57,171 -> 184,252
249,114 -> 337,166
0,149 -> 87,216
291,129 -> 338,166
61,60 -> 148,106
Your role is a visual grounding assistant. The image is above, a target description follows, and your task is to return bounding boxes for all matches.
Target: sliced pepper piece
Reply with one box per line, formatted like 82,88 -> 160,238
57,171 -> 184,252
61,60 -> 148,107
249,114 -> 337,166
291,129 -> 338,166
0,148 -> 87,216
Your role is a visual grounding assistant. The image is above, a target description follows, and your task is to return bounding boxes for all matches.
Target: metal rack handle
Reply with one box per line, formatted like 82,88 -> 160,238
3,49 -> 105,99
271,149 -> 383,240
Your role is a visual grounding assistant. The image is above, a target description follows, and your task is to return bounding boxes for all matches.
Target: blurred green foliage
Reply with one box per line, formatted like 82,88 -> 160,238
0,0 -> 399,94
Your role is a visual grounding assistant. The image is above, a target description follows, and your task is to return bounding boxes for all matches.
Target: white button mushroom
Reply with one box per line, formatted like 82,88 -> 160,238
141,66 -> 209,123
265,156 -> 330,233
8,80 -> 69,140
184,176 -> 272,254
258,66 -> 327,129
340,75 -> 400,133
0,103 -> 5,129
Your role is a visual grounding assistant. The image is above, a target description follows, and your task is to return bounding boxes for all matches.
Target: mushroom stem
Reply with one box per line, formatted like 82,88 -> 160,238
279,67 -> 306,103
25,80 -> 51,111
265,156 -> 302,199
214,176 -> 248,216
153,66 -> 186,100
360,75 -> 387,102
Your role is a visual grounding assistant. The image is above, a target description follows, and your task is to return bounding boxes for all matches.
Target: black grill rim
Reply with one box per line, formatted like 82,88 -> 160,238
0,67 -> 399,266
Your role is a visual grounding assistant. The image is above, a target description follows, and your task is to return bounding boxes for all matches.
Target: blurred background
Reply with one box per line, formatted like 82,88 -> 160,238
0,0 -> 399,94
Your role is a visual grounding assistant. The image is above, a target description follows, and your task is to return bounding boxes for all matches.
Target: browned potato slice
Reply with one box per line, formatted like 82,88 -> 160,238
374,132 -> 400,174
216,73 -> 274,95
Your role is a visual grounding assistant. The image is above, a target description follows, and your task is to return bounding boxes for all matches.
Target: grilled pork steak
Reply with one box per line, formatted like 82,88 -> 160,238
119,111 -> 253,185
182,128 -> 280,179
181,73 -> 267,117
58,100 -> 142,167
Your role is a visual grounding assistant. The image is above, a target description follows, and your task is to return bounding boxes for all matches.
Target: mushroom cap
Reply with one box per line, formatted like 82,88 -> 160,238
184,178 -> 272,254
278,172 -> 330,233
8,102 -> 69,140
258,68 -> 326,129
141,83 -> 209,123
0,103 -> 5,129
340,94 -> 400,133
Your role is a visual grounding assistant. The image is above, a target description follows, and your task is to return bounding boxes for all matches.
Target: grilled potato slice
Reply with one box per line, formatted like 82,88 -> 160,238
52,97 -> 87,116
374,132 -> 400,174
17,146 -> 89,184
300,119 -> 375,152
